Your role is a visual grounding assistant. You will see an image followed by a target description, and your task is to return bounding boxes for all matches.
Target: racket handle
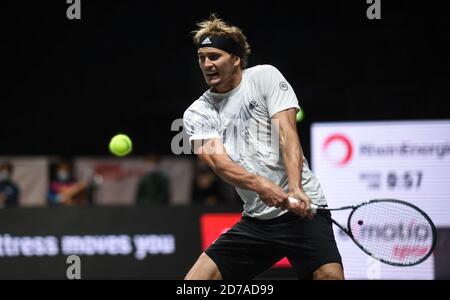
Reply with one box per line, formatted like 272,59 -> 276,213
288,197 -> 297,206
288,197 -> 318,214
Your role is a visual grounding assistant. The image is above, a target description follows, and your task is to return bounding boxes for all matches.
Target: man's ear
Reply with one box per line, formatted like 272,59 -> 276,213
233,55 -> 241,67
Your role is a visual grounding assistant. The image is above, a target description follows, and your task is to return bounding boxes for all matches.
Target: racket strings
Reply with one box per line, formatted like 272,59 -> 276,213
349,201 -> 434,265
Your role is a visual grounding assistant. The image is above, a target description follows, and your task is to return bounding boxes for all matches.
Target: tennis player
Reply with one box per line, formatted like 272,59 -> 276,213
183,15 -> 344,280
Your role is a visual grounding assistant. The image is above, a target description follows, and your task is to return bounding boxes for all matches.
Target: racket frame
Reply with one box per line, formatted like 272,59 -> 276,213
310,199 -> 437,266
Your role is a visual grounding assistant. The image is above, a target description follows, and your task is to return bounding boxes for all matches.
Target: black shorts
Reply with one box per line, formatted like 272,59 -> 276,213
205,210 -> 343,280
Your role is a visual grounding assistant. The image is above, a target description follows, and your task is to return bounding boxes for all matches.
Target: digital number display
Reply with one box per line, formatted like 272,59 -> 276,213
311,120 -> 450,279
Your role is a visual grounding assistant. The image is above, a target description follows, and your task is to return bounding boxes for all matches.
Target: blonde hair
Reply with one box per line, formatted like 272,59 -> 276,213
192,14 -> 251,68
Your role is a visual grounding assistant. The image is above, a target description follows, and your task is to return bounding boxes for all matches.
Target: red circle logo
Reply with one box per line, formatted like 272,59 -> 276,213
323,134 -> 353,166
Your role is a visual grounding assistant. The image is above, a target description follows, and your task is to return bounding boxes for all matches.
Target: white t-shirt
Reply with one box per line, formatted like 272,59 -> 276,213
183,65 -> 327,219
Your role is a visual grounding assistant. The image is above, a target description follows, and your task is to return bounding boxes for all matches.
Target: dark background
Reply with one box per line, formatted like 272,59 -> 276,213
3,0 -> 449,158
0,206 -> 203,279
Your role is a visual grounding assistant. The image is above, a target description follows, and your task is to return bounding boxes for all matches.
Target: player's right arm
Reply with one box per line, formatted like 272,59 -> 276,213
192,138 -> 288,208
184,102 -> 287,208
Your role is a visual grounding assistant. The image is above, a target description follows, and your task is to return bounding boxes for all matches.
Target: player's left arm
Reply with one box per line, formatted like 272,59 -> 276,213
272,108 -> 313,218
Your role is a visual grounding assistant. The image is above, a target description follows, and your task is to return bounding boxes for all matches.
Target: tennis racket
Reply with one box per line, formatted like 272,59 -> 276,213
288,197 -> 437,266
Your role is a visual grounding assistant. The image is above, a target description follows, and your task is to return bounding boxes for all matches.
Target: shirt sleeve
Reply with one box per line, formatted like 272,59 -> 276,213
257,65 -> 300,118
183,102 -> 221,143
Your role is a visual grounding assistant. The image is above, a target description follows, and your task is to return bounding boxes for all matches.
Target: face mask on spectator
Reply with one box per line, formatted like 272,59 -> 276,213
0,170 -> 10,181
57,170 -> 70,182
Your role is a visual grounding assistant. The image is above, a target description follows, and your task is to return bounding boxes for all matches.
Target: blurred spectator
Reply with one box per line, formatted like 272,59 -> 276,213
192,159 -> 222,206
48,160 -> 89,206
0,162 -> 20,208
135,154 -> 170,205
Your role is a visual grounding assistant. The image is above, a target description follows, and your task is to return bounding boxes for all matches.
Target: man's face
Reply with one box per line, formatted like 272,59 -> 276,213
0,166 -> 10,181
197,47 -> 239,89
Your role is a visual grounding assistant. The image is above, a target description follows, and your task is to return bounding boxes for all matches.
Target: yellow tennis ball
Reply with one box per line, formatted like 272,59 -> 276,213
109,134 -> 132,157
296,108 -> 305,122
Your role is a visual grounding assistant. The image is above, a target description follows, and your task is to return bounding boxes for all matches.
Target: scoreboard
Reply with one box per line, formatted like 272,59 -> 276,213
311,120 -> 450,279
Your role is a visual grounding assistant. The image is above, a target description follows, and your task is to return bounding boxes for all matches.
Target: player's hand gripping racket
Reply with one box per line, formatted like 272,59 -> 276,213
288,198 -> 437,266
